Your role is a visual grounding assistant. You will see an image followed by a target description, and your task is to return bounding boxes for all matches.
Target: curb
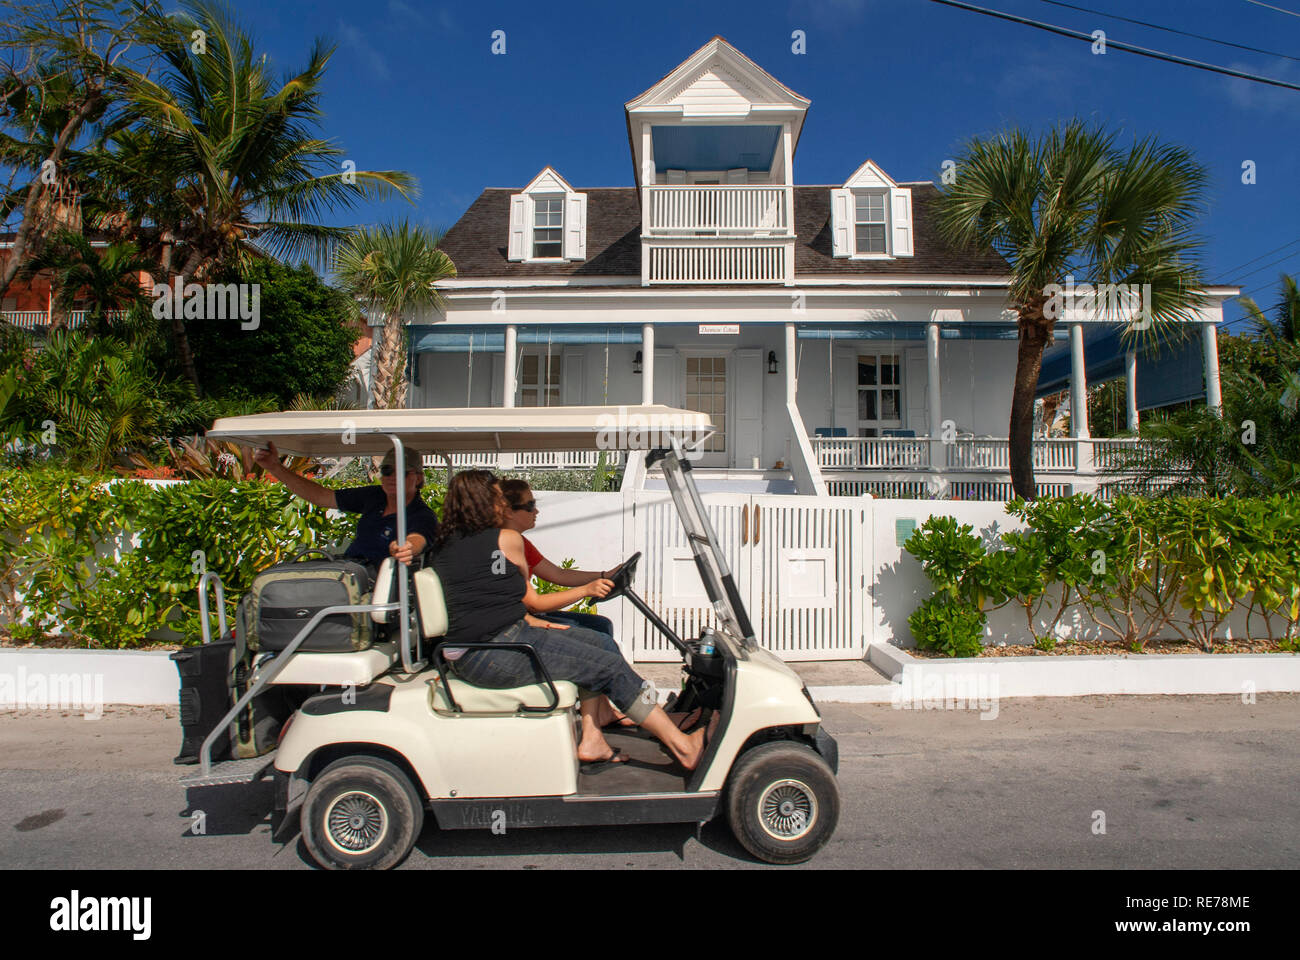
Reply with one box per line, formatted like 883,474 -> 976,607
3,645 -> 1298,708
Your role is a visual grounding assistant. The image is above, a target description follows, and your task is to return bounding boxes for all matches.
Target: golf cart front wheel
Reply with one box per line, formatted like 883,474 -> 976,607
301,756 -> 424,870
725,741 -> 839,864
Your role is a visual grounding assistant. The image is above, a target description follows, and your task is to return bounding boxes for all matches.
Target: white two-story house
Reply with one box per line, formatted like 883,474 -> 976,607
404,37 -> 1235,498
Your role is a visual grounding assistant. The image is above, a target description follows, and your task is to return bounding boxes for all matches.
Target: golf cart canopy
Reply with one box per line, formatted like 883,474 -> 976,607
206,405 -> 715,457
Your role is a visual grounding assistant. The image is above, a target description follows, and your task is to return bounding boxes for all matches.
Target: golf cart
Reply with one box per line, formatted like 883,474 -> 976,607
180,405 -> 839,868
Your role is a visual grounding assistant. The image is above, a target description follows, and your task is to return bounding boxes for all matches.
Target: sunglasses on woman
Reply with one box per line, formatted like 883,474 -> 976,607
513,500 -> 537,513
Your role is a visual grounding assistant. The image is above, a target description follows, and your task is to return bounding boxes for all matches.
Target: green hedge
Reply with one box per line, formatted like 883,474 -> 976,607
0,467 -> 444,647
904,494 -> 1300,656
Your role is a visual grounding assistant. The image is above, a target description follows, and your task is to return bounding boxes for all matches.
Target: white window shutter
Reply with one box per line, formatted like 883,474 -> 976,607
726,167 -> 748,184
889,187 -> 913,257
666,169 -> 686,185
507,194 -> 529,261
830,188 -> 852,258
563,192 -> 587,261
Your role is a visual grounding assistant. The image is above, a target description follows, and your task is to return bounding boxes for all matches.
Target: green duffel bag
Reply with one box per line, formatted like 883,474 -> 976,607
243,548 -> 374,654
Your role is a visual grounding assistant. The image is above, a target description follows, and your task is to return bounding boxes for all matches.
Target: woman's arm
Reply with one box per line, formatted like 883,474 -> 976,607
253,442 -> 337,510
500,530 -> 572,630
531,556 -> 608,587
500,531 -> 611,617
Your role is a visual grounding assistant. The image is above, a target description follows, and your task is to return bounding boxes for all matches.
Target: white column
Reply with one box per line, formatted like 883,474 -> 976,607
641,323 -> 655,405
785,321 -> 797,404
1125,349 -> 1139,432
502,324 -> 517,408
1203,323 -> 1223,416
1069,322 -> 1090,438
926,322 -> 943,470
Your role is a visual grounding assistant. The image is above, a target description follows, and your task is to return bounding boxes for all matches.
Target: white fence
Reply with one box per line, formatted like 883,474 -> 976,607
429,451 -> 624,470
3,309 -> 127,331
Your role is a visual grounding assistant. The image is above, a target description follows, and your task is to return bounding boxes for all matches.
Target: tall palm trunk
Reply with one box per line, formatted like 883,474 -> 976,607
371,312 -> 405,410
1009,306 -> 1052,500
169,242 -> 204,393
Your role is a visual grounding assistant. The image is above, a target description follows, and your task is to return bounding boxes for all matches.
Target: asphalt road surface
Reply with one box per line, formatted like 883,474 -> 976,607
1,694 -> 1296,869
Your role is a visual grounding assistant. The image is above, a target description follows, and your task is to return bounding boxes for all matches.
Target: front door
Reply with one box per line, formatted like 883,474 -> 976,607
683,353 -> 729,467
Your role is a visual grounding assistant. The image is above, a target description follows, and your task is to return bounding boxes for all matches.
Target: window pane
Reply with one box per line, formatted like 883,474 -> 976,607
858,359 -> 877,386
855,224 -> 886,254
859,391 -> 876,421
522,355 -> 538,383
855,194 -> 884,222
882,390 -> 900,419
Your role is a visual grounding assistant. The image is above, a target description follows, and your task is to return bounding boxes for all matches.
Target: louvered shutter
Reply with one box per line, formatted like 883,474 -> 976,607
563,193 -> 587,261
507,194 -> 529,261
889,187 -> 913,257
830,188 -> 852,258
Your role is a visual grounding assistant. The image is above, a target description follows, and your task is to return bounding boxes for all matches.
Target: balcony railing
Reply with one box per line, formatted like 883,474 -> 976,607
811,436 -> 1161,474
644,185 -> 792,236
429,451 -> 625,471
644,238 -> 791,284
4,309 -> 127,331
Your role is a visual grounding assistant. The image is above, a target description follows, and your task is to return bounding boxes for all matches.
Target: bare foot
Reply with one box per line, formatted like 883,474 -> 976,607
673,728 -> 707,771
577,733 -> 624,764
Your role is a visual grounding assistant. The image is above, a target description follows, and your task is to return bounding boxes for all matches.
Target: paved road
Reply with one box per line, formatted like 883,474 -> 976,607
1,694 -> 1296,869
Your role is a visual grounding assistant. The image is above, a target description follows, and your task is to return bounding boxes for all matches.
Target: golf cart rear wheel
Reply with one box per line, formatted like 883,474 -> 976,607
725,741 -> 838,865
301,756 -> 424,870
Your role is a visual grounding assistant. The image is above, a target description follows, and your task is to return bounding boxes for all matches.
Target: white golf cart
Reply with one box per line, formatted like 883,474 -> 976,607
181,405 -> 839,868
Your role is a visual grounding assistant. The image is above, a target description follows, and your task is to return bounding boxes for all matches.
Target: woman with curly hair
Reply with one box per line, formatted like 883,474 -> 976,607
432,470 -> 705,772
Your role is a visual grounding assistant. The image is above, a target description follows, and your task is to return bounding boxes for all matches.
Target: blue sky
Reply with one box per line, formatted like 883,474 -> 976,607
237,0 -> 1300,328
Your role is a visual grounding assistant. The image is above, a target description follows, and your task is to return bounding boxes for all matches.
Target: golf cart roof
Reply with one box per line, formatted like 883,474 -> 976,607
207,405 -> 714,457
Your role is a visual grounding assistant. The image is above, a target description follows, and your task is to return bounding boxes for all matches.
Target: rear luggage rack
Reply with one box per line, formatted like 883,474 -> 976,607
180,754 -> 278,788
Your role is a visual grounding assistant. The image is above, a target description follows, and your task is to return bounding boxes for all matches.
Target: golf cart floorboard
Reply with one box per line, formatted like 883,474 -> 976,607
575,727 -> 689,797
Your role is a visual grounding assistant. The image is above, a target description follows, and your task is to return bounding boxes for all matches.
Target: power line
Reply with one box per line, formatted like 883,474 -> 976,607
1230,247 -> 1300,285
1039,0 -> 1300,63
1244,0 -> 1300,18
1217,237 -> 1300,282
927,0 -> 1300,91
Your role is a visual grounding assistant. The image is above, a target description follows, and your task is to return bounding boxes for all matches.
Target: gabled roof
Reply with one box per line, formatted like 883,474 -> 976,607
521,166 -> 576,194
436,184 -> 1009,285
841,160 -> 898,190
624,36 -> 811,115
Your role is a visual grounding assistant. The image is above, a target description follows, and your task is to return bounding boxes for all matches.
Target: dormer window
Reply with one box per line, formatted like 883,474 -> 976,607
508,167 -> 587,263
533,197 -> 564,258
854,192 -> 887,255
831,160 -> 914,260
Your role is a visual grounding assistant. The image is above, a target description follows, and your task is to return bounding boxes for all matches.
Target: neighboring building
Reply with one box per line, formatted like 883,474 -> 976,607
419,37 -> 1235,497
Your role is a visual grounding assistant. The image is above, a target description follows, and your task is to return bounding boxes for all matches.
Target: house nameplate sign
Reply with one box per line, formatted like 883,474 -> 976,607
698,324 -> 739,335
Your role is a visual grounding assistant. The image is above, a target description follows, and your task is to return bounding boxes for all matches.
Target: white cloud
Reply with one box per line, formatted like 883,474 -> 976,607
338,20 -> 390,81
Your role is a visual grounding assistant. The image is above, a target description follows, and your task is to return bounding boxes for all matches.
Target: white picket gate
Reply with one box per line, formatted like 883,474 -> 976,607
623,492 -> 869,661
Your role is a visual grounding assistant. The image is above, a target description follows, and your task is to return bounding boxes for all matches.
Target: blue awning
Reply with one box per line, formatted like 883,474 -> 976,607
1035,324 -> 1205,410
409,325 -> 643,353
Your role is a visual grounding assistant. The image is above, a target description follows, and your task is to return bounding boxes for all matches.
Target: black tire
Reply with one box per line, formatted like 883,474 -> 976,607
725,740 -> 839,865
300,756 -> 424,870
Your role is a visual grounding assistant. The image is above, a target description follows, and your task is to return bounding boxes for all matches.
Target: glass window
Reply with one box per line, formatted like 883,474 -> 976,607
854,192 -> 887,254
856,352 -> 902,435
520,353 -> 561,406
533,197 -> 563,258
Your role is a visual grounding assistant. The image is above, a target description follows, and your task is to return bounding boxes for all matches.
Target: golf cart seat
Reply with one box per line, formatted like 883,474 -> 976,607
376,560 -> 579,715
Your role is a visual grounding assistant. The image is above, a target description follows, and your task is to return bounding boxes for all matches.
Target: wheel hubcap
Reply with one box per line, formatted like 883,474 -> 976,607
757,779 -> 817,841
324,790 -> 388,855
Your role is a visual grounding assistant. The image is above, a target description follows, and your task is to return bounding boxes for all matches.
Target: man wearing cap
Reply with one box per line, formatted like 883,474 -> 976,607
253,442 -> 439,569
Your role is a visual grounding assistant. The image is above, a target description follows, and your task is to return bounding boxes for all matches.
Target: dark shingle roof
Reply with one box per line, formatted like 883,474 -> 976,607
437,184 -> 1008,285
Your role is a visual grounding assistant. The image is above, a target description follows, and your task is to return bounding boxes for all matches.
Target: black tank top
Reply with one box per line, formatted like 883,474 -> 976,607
433,528 -> 527,645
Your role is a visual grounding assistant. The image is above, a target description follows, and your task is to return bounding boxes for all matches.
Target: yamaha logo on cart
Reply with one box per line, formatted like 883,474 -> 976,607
49,890 -> 151,940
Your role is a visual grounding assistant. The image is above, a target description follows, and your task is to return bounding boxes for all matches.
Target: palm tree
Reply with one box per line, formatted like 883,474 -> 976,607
334,221 -> 456,410
86,0 -> 417,392
935,122 -> 1208,498
20,229 -> 155,336
1240,274 -> 1300,347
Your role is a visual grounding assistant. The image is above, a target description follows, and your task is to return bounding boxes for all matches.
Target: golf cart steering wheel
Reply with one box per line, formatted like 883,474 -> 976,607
601,552 -> 641,601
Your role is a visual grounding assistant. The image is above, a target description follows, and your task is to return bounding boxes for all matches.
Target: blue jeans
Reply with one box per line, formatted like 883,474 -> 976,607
540,611 -> 617,656
449,619 -> 654,723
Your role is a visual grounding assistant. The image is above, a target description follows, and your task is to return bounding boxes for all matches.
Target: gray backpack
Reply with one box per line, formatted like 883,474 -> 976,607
243,548 -> 374,653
